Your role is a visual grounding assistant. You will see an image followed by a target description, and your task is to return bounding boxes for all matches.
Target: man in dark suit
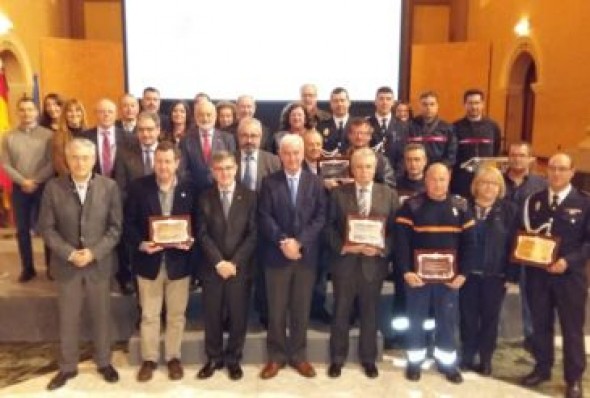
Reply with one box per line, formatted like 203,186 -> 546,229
141,86 -> 171,132
196,151 -> 257,381
235,117 -> 281,328
179,100 -> 236,195
124,141 -> 197,382
258,134 -> 327,379
326,148 -> 398,379
83,98 -> 130,178
366,87 -> 407,175
115,93 -> 139,135
317,87 -> 352,153
38,138 -> 122,390
300,83 -> 331,128
233,95 -> 273,152
519,153 -> 590,398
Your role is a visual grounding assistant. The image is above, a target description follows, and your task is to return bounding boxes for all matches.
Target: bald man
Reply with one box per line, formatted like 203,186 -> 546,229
395,163 -> 477,384
179,100 -> 236,194
116,94 -> 140,134
519,153 -> 590,398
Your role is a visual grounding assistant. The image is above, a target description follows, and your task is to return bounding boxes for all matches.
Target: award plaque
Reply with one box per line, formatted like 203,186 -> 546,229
345,215 -> 386,249
414,249 -> 457,283
317,156 -> 350,180
149,215 -> 192,247
511,231 -> 560,267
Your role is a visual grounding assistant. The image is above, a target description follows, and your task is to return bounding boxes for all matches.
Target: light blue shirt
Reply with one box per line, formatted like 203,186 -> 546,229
285,169 -> 302,204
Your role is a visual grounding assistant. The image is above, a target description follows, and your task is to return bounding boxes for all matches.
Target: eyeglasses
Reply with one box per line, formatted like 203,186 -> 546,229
548,166 -> 572,173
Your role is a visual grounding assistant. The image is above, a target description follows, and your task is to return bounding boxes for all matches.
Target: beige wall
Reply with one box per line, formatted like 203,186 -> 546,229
467,0 -> 590,157
84,1 -> 122,42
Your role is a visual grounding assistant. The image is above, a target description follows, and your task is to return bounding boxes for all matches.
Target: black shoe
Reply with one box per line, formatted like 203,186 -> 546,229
521,370 -> 550,387
259,316 -> 268,330
566,381 -> 583,398
98,365 -> 119,383
227,363 -> 243,381
441,367 -> 463,384
47,371 -> 77,390
327,363 -> 342,378
197,361 -> 224,379
523,336 -> 534,354
460,357 -> 475,371
405,364 -> 421,381
18,270 -> 36,283
118,280 -> 135,296
361,363 -> 378,378
311,309 -> 332,324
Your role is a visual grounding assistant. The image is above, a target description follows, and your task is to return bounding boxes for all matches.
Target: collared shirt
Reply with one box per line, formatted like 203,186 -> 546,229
72,174 -> 92,204
549,184 -> 572,207
122,121 -> 136,133
199,128 -> 214,149
240,150 -> 259,184
142,142 -> 158,169
157,178 -> 177,217
219,181 -> 236,205
97,126 -> 116,171
0,124 -> 54,185
374,113 -> 392,129
285,169 -> 302,202
355,181 -> 374,213
333,115 -> 349,129
305,159 -> 318,175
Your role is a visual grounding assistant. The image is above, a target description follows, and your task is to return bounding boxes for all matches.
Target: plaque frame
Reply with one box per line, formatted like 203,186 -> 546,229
414,249 -> 457,283
511,230 -> 561,268
149,215 -> 193,247
345,214 -> 386,250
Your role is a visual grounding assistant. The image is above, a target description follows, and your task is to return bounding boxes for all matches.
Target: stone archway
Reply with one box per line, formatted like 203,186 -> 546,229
504,51 -> 538,149
0,35 -> 33,126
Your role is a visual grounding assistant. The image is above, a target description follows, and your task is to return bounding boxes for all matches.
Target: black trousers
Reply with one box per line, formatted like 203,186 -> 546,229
202,274 -> 250,364
265,263 -> 315,364
526,268 -> 587,383
330,268 -> 384,364
459,273 -> 506,364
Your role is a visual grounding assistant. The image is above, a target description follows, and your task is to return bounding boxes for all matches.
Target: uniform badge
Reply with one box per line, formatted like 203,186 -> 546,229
181,192 -> 186,198
565,208 -> 582,215
323,128 -> 330,137
535,201 -> 541,212
452,207 -> 458,217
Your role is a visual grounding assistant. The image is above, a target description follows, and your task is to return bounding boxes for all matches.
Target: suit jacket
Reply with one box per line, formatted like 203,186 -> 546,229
258,169 -> 327,268
115,119 -> 138,136
38,174 -> 122,281
317,117 -> 350,153
524,188 -> 590,276
235,149 -> 282,191
228,123 -> 273,152
197,183 -> 257,280
325,183 -> 399,282
83,127 -> 130,177
113,140 -> 153,201
367,116 -> 407,176
179,127 -> 236,194
124,175 -> 198,280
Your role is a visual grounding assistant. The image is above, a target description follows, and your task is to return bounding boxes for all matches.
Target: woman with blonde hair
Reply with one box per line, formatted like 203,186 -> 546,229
52,98 -> 88,175
459,165 -> 519,376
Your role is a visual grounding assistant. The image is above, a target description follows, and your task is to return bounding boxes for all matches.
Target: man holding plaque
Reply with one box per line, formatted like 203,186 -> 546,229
395,163 -> 477,384
124,141 -> 197,382
519,153 -> 590,398
197,151 -> 257,381
325,148 -> 398,378
258,134 -> 326,379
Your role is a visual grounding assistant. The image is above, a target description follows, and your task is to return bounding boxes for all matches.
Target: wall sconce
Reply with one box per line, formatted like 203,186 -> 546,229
0,13 -> 13,35
514,17 -> 531,37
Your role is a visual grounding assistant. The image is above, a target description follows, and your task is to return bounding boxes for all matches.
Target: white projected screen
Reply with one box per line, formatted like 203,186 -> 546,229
123,0 -> 404,101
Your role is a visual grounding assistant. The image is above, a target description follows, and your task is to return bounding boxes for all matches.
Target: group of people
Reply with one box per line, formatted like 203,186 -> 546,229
0,83 -> 588,398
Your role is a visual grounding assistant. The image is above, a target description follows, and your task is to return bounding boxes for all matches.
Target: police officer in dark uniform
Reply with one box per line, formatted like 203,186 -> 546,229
317,87 -> 351,153
450,89 -> 502,198
519,153 -> 590,398
407,91 -> 457,168
395,163 -> 477,384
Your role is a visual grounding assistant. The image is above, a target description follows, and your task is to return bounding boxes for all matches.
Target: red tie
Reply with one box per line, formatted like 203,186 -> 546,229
202,131 -> 211,163
102,131 -> 112,176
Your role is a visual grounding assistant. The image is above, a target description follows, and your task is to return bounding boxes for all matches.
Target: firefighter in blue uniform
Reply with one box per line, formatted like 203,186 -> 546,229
519,153 -> 590,398
395,163 -> 477,383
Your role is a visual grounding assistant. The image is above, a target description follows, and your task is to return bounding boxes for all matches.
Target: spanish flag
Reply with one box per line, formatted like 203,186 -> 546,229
0,58 -> 12,225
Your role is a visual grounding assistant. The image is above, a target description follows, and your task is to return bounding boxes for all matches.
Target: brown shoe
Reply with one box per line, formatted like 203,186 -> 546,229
260,362 -> 284,379
167,358 -> 184,380
292,361 -> 316,378
137,361 -> 157,382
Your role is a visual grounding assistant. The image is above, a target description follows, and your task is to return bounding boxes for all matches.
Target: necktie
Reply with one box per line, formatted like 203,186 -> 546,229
101,131 -> 112,176
288,177 -> 297,205
242,155 -> 254,190
550,194 -> 559,211
358,187 -> 369,216
381,118 -> 388,132
221,190 -> 231,218
143,148 -> 152,175
337,120 -> 344,135
202,131 -> 211,163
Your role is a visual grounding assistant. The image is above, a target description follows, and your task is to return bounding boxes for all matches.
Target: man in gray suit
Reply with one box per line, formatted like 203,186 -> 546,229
235,117 -> 281,328
39,138 -> 122,390
325,147 -> 399,379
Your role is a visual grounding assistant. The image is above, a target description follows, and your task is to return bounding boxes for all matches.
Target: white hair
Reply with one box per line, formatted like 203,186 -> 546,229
65,137 -> 96,157
279,133 -> 304,152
